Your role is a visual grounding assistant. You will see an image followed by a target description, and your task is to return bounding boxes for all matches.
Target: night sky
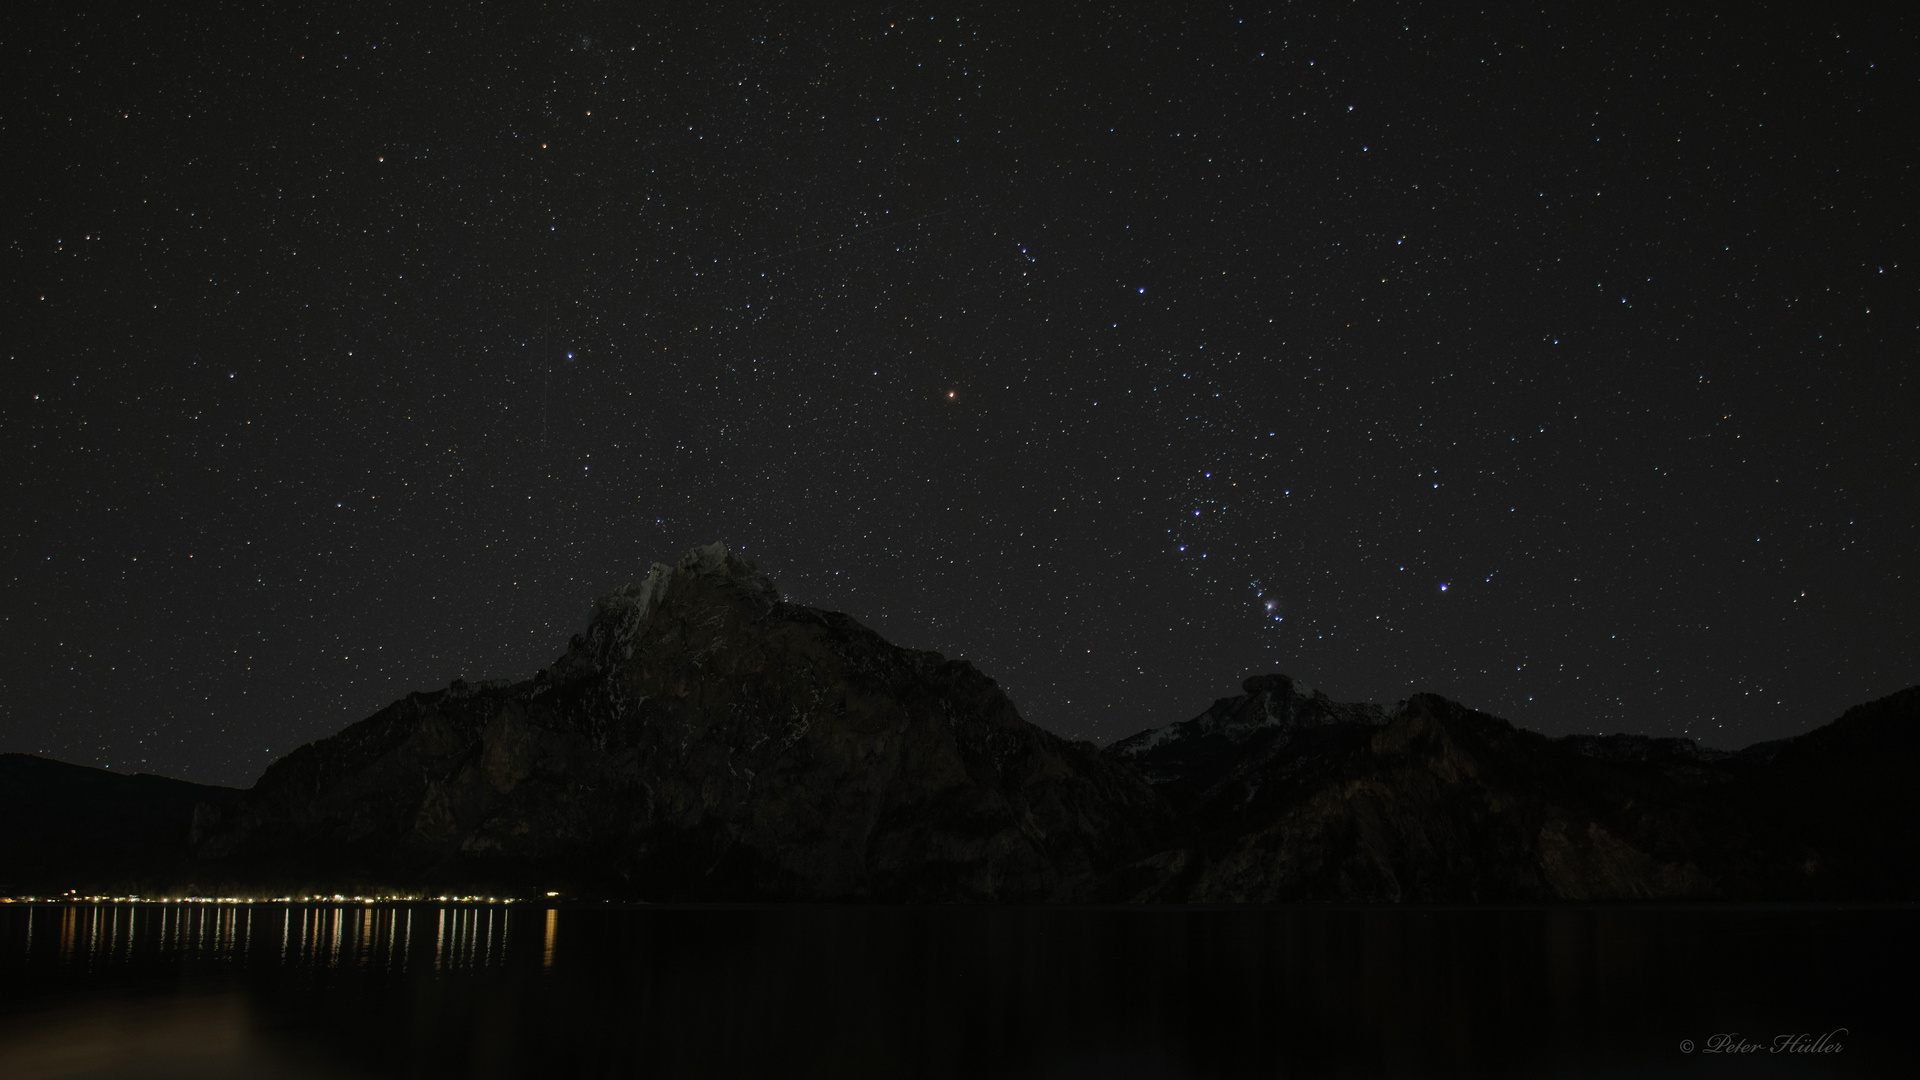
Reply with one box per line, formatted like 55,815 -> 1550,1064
6,3 -> 1914,786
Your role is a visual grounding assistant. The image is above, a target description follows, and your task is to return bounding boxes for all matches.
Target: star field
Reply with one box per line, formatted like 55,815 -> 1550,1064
4,3 -> 1914,784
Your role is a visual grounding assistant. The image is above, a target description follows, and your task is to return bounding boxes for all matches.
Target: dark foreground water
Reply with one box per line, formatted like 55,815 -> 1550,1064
0,902 -> 1911,1078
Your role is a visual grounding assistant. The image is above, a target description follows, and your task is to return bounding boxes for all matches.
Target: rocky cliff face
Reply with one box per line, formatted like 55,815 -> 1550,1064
192,543 -> 1169,900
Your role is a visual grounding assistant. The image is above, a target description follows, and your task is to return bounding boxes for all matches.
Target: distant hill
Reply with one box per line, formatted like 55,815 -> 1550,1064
0,755 -> 239,895
9,543 -> 1916,902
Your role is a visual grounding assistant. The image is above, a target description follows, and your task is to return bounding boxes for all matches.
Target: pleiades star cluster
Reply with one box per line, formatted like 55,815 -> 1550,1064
5,3 -> 1913,785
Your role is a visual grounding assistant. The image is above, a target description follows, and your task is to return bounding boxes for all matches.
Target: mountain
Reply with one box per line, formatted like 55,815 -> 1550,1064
1099,677 -> 1920,902
0,755 -> 240,895
188,543 -> 1170,900
1105,673 -> 1394,829
10,542 -> 1915,903
1715,685 -> 1920,899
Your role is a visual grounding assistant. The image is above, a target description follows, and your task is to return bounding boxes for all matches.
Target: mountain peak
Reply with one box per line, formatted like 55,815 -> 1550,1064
570,542 -> 780,674
1104,674 -> 1393,816
601,540 -> 779,617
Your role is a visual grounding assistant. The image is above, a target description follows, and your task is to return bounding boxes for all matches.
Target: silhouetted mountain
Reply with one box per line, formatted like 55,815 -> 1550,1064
9,544 -> 1916,903
1718,686 -> 1920,899
1105,673 -> 1393,828
1102,686 -> 1713,901
0,755 -> 239,895
189,543 -> 1170,900
1100,679 -> 1920,902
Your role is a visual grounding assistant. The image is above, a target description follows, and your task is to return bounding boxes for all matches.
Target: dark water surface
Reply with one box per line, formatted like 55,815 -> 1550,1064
0,902 -> 1910,1078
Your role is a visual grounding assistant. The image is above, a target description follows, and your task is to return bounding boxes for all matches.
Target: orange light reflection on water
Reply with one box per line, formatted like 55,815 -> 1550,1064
15,900 -> 517,975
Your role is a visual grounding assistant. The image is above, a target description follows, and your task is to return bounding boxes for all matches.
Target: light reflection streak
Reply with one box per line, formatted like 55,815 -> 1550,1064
14,900 -> 515,974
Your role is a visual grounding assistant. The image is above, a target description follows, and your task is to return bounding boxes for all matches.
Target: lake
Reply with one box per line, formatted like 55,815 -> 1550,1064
0,901 -> 1910,1077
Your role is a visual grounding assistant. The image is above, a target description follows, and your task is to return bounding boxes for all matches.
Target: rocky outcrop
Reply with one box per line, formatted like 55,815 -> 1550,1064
191,543 -> 1170,900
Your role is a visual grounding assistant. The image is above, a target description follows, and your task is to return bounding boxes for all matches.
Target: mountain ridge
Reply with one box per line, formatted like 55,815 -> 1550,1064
7,543 -> 1914,903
